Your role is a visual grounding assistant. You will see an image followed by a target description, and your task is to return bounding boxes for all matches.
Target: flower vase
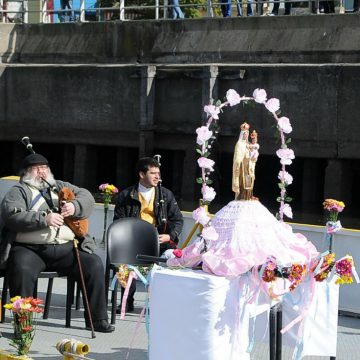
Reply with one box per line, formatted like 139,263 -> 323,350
0,350 -> 34,360
12,313 -> 34,357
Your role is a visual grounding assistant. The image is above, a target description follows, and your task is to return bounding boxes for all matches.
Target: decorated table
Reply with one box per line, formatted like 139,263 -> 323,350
149,267 -> 339,360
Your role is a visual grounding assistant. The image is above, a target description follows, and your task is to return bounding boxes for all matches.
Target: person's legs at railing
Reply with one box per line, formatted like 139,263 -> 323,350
171,0 -> 185,19
247,0 -> 255,15
236,0 -> 243,16
221,0 -> 232,16
284,0 -> 291,14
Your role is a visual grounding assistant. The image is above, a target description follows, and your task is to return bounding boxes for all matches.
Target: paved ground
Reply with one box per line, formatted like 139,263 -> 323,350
0,277 -> 360,360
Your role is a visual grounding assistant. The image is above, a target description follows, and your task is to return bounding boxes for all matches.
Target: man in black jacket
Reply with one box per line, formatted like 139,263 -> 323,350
113,157 -> 183,312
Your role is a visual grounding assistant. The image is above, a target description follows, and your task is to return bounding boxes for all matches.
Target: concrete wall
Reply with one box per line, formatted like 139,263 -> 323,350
1,16 -> 360,222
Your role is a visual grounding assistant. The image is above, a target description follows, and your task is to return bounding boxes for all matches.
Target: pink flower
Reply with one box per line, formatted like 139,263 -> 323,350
192,207 -> 211,226
173,249 -> 183,258
197,157 -> 215,171
196,126 -> 213,146
203,105 -> 220,119
277,117 -> 292,134
265,98 -> 280,113
202,185 -> 216,203
276,148 -> 295,165
280,203 -> 293,219
278,170 -> 293,185
226,89 -> 241,106
201,225 -> 219,242
252,88 -> 267,104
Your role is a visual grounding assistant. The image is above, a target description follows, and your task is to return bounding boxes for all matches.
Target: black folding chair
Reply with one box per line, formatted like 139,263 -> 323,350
105,218 -> 159,324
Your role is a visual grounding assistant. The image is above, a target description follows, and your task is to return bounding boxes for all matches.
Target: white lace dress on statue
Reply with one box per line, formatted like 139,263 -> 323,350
201,200 -> 318,277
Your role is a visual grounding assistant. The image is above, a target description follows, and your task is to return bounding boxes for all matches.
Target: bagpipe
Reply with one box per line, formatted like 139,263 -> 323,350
21,137 -> 88,238
153,154 -> 167,232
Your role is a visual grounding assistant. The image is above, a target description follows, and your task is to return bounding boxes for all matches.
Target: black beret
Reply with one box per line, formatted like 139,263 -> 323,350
23,154 -> 49,169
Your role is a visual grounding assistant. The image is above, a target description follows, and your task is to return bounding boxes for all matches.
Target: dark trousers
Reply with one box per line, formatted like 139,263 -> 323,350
7,242 -> 108,322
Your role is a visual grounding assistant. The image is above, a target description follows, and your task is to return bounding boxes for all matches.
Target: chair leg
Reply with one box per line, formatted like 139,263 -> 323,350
66,277 -> 75,328
1,276 -> 9,323
111,279 -> 118,325
75,283 -> 81,310
43,278 -> 54,319
105,265 -> 110,307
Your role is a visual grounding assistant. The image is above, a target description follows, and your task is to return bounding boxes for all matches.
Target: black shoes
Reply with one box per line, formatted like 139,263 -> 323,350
87,319 -> 115,333
116,302 -> 134,314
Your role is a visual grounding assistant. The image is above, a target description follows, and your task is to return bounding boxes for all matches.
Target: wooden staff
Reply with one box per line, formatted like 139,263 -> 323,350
73,239 -> 96,339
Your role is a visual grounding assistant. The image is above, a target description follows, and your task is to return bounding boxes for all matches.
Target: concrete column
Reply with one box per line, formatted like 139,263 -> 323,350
63,144 -> 74,182
324,159 -> 352,206
139,66 -> 157,158
201,65 -> 219,123
73,144 -> 97,189
181,147 -> 198,202
301,158 -> 322,205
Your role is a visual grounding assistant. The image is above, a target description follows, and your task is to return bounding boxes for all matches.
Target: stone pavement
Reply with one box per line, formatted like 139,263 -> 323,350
0,277 -> 360,360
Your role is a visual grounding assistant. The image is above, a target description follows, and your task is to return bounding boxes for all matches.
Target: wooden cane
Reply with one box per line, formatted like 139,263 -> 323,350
73,239 -> 96,338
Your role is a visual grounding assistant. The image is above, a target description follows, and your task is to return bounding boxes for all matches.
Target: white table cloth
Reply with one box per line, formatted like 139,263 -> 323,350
149,267 -> 339,360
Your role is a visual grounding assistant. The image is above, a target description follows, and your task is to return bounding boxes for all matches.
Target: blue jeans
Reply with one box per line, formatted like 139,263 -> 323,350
221,0 -> 232,17
171,0 -> 185,18
59,0 -> 74,22
236,0 -> 255,15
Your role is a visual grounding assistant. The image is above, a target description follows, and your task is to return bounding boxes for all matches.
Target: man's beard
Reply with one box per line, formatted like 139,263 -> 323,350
23,171 -> 56,190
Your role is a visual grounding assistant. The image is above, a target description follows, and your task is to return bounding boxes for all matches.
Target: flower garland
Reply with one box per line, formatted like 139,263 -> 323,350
193,87 -> 295,247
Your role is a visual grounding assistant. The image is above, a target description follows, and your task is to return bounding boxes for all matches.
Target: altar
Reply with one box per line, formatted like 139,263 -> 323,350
149,267 -> 339,360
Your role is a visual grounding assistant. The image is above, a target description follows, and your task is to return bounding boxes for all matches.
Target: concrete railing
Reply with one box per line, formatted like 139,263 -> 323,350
0,0 -> 354,24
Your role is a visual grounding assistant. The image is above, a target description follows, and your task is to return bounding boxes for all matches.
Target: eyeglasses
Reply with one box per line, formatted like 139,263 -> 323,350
29,165 -> 48,171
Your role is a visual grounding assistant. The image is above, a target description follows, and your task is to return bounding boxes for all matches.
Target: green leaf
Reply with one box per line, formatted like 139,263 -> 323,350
276,197 -> 282,202
196,178 -> 203,184
286,138 -> 292,144
215,99 -> 222,107
196,149 -> 203,155
285,197 -> 293,202
278,183 -> 285,189
206,179 -> 213,185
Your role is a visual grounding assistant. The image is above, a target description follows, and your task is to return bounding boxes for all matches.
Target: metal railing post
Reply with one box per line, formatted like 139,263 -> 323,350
119,0 -> 125,20
155,0 -> 159,19
42,0 -> 47,23
163,0 -> 168,18
80,0 -> 85,22
206,0 -> 214,17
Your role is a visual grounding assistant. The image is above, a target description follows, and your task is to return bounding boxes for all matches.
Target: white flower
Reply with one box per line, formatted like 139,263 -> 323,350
278,170 -> 293,185
203,105 -> 220,119
277,117 -> 292,134
252,88 -> 267,104
197,157 -> 215,172
265,98 -> 280,113
202,185 -> 216,203
226,89 -> 241,106
280,203 -> 293,219
276,148 -> 295,165
196,126 -> 213,146
192,207 -> 211,226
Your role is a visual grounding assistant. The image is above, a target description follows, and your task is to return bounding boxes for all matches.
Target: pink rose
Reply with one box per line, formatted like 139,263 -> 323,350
196,126 -> 213,146
192,207 -> 211,226
252,88 -> 267,104
203,105 -> 220,120
197,157 -> 215,171
276,148 -> 295,165
226,89 -> 241,106
173,249 -> 183,258
280,203 -> 293,219
277,117 -> 292,134
202,185 -> 216,203
278,170 -> 293,185
201,225 -> 219,242
265,98 -> 280,113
